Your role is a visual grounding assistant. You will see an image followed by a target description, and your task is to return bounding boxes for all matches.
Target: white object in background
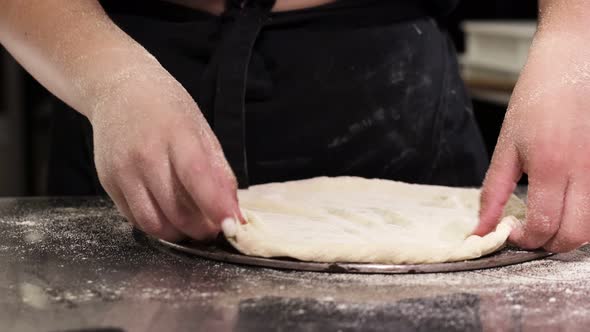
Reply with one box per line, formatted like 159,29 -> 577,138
461,20 -> 537,83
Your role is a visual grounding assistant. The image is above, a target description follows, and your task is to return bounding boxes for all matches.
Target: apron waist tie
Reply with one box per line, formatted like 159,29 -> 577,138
213,0 -> 275,188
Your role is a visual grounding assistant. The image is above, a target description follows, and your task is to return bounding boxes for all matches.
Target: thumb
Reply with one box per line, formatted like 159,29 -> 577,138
185,165 -> 244,230
172,142 -> 245,230
474,142 -> 522,236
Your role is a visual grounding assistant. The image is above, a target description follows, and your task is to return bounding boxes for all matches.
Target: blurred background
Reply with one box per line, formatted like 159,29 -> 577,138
0,1 -> 537,197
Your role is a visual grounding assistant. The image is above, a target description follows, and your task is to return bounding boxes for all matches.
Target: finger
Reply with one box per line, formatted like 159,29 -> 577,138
475,142 -> 522,236
169,166 -> 222,238
143,159 -> 220,240
102,183 -> 134,222
101,174 -> 136,222
122,180 -> 185,242
509,164 -> 567,249
171,137 -> 242,227
97,172 -> 136,222
544,176 -> 590,252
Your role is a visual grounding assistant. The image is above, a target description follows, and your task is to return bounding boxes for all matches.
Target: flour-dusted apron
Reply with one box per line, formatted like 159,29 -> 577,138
47,0 -> 489,195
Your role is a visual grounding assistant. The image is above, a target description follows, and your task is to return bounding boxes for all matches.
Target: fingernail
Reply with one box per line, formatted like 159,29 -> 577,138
221,218 -> 238,238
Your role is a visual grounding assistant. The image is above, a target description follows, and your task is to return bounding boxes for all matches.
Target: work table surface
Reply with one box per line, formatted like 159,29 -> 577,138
1,197 -> 589,332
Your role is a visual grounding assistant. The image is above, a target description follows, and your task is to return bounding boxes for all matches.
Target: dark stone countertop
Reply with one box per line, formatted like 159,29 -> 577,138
1,197 -> 589,332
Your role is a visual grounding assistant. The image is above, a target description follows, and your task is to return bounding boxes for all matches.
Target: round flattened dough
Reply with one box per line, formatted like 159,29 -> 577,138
225,176 -> 524,264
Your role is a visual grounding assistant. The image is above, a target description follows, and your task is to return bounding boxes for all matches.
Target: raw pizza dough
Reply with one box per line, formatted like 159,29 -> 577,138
222,176 -> 525,264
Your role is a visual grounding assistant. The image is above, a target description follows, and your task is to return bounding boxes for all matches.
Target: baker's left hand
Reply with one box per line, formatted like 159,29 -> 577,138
475,7 -> 590,252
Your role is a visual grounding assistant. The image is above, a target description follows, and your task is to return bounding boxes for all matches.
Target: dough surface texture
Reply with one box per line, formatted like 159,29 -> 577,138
224,177 -> 525,264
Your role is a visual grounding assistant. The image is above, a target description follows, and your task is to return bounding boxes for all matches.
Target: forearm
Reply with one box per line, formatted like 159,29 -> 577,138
538,0 -> 590,34
0,0 -> 166,119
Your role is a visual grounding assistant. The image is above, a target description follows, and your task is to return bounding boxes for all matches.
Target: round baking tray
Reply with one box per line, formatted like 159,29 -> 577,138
136,229 -> 552,274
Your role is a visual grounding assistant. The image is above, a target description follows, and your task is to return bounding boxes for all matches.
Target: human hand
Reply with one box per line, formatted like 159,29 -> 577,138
90,66 -> 242,241
476,21 -> 590,252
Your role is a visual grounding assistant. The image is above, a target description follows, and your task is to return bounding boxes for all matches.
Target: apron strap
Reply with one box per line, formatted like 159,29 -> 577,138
214,0 -> 275,188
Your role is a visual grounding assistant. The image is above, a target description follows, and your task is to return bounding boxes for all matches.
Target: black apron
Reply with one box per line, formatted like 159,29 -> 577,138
47,0 -> 489,195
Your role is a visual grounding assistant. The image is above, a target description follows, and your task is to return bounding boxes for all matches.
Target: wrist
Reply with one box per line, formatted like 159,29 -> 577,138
79,49 -> 172,122
538,1 -> 590,37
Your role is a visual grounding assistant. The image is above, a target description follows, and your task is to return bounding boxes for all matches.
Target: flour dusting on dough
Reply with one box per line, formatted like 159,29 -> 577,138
224,177 -> 524,264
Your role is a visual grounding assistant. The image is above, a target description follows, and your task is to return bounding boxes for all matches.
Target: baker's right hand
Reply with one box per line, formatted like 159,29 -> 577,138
89,69 -> 241,242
